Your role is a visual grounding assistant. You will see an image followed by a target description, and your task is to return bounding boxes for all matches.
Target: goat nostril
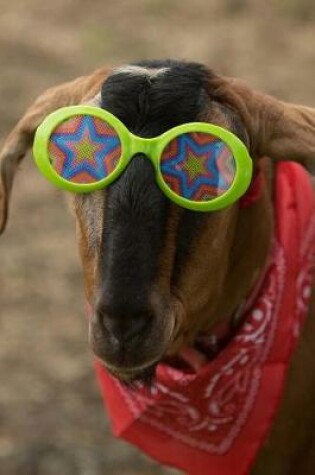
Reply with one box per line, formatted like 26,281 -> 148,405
95,302 -> 152,343
124,317 -> 150,341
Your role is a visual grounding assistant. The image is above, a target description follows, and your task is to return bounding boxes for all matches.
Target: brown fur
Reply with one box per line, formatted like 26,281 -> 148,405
1,66 -> 315,473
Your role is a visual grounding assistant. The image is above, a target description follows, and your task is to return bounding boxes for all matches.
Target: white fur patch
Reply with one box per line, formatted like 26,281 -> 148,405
112,64 -> 170,79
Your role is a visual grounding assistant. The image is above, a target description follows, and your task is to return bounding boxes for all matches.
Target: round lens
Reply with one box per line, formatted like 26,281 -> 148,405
48,115 -> 122,184
160,132 -> 236,202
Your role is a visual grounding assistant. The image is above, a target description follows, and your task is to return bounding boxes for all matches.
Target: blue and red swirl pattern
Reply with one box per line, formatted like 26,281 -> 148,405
48,115 -> 121,184
160,132 -> 236,201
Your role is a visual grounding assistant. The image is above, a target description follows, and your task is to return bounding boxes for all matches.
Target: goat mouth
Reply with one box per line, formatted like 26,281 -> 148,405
98,358 -> 159,384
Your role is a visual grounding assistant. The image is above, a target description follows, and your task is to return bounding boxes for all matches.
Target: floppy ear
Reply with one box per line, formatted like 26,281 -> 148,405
213,76 -> 315,168
0,66 -> 109,233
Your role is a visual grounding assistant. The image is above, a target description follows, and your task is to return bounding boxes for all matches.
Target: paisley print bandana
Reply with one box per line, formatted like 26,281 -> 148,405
94,162 -> 315,475
160,132 -> 236,201
48,115 -> 121,184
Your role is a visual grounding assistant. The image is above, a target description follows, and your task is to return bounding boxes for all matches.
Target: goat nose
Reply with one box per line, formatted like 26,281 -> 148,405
95,302 -> 151,342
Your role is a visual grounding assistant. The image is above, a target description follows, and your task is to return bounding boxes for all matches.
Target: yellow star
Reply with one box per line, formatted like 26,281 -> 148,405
181,151 -> 209,180
71,131 -> 102,162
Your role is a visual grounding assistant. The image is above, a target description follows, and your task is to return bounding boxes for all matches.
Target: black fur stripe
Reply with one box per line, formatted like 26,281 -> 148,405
99,60 -> 210,304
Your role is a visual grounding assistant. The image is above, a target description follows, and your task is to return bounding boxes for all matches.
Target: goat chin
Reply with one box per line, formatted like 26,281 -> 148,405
97,357 -> 159,386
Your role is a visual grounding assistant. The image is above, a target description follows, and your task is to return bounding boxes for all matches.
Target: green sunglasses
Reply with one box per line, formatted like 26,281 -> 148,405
33,105 -> 253,212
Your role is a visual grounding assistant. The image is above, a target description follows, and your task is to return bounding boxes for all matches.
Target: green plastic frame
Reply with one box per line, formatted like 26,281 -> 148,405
33,105 -> 253,212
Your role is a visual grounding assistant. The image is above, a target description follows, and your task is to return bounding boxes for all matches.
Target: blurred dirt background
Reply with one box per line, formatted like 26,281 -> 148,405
0,1 -> 314,474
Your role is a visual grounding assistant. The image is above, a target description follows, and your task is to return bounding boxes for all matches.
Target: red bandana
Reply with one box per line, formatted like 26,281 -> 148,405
94,162 -> 315,475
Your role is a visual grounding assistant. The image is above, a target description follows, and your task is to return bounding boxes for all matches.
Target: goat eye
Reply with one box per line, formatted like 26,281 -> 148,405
160,132 -> 236,202
49,115 -> 121,184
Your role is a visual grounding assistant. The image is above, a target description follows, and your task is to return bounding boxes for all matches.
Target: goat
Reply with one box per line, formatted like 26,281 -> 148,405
1,60 -> 315,474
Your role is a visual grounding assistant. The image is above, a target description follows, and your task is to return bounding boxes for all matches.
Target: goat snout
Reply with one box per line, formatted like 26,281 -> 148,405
89,295 -> 173,379
96,301 -> 153,344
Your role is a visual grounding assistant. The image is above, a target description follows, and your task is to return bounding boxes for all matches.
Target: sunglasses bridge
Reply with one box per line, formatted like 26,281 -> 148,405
128,134 -> 160,164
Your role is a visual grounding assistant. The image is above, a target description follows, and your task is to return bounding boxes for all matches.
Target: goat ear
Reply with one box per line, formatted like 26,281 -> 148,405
218,77 -> 315,168
0,67 -> 109,234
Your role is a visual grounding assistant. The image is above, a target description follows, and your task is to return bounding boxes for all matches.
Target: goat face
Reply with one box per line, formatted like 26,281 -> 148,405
2,60 -> 314,382
72,61 -> 248,382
